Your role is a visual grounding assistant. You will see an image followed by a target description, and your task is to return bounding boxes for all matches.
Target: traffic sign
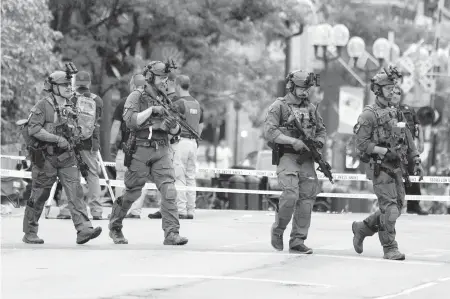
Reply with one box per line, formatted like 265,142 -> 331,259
418,75 -> 436,93
399,76 -> 414,93
396,56 -> 414,73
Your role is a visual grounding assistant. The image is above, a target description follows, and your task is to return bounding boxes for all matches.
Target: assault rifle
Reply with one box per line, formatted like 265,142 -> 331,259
287,114 -> 334,184
151,83 -> 202,141
298,131 -> 334,184
56,122 -> 89,179
382,125 -> 411,187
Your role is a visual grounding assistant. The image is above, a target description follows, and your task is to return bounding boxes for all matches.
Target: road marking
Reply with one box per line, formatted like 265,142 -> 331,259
179,250 -> 443,266
408,254 -> 442,258
373,282 -> 439,299
315,254 -> 442,266
316,244 -> 353,251
426,249 -> 450,253
121,273 -> 333,288
221,240 -> 266,248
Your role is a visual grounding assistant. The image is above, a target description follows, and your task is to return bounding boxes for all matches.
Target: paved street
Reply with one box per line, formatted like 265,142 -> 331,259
1,209 -> 450,299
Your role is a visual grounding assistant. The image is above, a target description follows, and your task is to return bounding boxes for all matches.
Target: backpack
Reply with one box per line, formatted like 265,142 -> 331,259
74,92 -> 97,140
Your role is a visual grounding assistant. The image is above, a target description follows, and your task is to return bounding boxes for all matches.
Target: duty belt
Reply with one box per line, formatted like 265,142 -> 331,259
46,145 -> 67,156
180,134 -> 196,139
135,139 -> 167,149
280,145 -> 297,154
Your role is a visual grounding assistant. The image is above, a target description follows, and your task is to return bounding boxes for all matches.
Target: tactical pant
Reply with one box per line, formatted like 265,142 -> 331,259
109,144 -> 179,237
362,168 -> 405,252
23,153 -> 92,234
272,153 -> 319,248
59,150 -> 102,217
171,138 -> 197,216
406,155 -> 422,212
114,149 -> 145,215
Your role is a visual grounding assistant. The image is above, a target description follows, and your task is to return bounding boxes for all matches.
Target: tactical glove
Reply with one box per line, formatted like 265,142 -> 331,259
152,106 -> 165,115
292,139 -> 310,152
314,140 -> 324,149
57,137 -> 69,149
384,148 -> 398,161
110,143 -> 118,159
413,162 -> 424,181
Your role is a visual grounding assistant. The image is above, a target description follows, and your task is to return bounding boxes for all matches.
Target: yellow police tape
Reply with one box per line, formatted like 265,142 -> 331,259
1,168 -> 449,202
2,154 -> 449,184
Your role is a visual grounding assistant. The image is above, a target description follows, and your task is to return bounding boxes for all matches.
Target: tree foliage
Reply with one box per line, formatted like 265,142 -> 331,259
42,0 -> 310,153
7,0 -> 434,146
1,0 -> 62,127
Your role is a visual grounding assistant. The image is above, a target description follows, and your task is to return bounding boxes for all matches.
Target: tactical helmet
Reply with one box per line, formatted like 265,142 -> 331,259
143,61 -> 173,84
370,66 -> 402,97
286,70 -> 319,93
43,71 -> 71,92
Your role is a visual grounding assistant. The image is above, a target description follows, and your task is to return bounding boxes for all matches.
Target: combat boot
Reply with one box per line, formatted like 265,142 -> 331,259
109,228 -> 128,244
22,233 -> 44,244
289,244 -> 313,254
352,221 -> 375,254
148,211 -> 162,219
76,227 -> 102,244
383,249 -> 406,260
163,232 -> 188,245
271,228 -> 283,251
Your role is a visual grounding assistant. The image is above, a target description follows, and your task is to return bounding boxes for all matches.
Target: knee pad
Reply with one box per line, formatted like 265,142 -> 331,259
160,183 -> 177,200
118,195 -> 135,210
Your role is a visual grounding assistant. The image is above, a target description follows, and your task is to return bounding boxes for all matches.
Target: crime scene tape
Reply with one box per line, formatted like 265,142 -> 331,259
2,154 -> 450,184
2,168 -> 449,202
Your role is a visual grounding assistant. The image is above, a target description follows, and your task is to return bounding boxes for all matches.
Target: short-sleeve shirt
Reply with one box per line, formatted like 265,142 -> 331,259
113,98 -> 129,146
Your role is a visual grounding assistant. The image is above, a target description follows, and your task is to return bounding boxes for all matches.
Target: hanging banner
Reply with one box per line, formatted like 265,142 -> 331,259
337,86 -> 364,134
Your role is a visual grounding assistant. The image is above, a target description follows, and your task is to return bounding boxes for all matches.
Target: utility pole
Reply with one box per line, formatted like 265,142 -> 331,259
429,0 -> 444,168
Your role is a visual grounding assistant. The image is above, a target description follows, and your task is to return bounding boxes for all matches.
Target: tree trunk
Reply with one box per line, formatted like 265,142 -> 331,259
129,12 -> 140,56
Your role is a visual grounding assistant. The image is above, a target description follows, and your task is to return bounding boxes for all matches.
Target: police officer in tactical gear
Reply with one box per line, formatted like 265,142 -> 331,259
57,71 -> 105,220
108,61 -> 188,245
352,66 -> 424,260
109,74 -> 148,219
391,90 -> 428,215
264,70 -> 327,254
22,71 -> 102,244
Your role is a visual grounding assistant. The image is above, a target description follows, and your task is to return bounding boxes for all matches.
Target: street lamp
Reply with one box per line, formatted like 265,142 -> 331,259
312,23 -> 350,68
282,13 -> 304,77
347,36 -> 400,106
233,100 -> 242,166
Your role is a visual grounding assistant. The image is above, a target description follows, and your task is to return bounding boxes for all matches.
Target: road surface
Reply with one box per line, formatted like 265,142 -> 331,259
2,208 -> 450,299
